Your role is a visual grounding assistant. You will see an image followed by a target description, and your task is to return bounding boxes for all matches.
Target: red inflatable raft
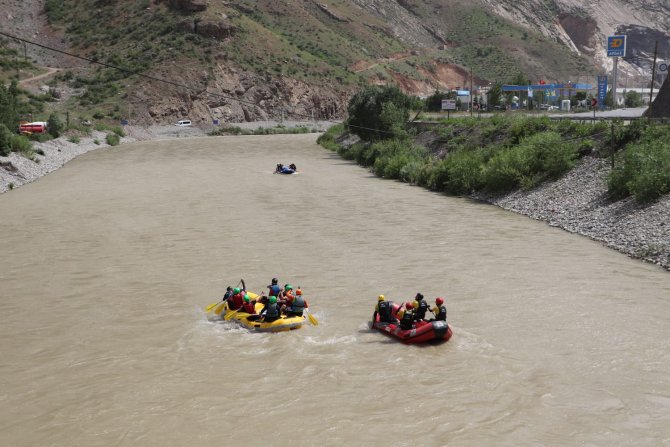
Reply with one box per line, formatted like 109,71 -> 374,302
372,303 -> 452,344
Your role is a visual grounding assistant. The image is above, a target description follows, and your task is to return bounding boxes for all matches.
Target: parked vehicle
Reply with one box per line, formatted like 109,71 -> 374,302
175,119 -> 192,127
18,122 -> 48,135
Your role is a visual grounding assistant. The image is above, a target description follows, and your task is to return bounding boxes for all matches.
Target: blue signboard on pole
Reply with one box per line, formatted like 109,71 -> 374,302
597,76 -> 608,110
607,35 -> 626,57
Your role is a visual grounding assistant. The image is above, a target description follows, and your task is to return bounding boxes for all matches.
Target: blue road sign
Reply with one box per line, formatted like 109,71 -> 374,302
607,35 -> 626,57
597,76 -> 608,110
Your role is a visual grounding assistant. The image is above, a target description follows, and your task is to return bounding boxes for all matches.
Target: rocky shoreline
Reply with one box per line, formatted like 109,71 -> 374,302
2,126 -> 668,272
473,156 -> 670,271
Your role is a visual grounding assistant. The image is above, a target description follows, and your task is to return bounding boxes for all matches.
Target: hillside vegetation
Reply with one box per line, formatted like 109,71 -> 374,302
319,87 -> 670,204
0,0 -> 597,124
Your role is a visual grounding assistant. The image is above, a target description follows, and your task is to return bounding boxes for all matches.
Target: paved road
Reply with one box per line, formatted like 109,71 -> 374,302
553,107 -> 647,119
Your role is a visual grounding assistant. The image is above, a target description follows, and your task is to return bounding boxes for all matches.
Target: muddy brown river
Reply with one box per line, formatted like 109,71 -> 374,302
1,134 -> 669,446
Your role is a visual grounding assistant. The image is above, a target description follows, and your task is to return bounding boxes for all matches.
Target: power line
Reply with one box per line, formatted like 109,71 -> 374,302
0,30 -> 324,121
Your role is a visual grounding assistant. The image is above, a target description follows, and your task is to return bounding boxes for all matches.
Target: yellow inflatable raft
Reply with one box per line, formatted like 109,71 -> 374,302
222,301 -> 306,333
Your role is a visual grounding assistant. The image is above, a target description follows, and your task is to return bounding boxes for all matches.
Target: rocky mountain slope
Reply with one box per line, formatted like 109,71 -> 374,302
482,0 -> 669,83
2,0 -> 668,124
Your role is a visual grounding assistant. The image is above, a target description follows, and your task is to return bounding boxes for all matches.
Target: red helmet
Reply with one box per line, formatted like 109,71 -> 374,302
405,301 -> 414,310
435,297 -> 444,306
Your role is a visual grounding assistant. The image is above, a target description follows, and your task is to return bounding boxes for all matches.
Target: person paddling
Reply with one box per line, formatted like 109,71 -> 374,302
267,278 -> 281,297
241,294 -> 256,314
222,286 -> 234,302
414,293 -> 429,321
228,279 -> 246,311
429,297 -> 447,322
397,302 -> 415,330
285,287 -> 308,317
373,294 -> 397,324
260,296 -> 281,322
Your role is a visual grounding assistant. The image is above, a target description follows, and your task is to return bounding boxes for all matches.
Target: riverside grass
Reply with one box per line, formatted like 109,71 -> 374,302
318,115 -> 670,203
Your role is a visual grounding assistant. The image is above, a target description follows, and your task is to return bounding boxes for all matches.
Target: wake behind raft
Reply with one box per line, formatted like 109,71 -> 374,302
372,303 -> 452,344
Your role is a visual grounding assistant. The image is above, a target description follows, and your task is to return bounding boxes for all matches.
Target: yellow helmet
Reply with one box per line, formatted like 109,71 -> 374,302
378,294 -> 385,301
412,300 -> 419,309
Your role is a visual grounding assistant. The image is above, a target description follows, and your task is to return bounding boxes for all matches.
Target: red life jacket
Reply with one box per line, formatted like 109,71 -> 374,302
230,293 -> 244,310
242,302 -> 256,314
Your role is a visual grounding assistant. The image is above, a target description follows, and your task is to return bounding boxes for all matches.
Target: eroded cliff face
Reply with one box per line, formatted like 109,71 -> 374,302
127,62 -> 348,125
481,0 -> 669,78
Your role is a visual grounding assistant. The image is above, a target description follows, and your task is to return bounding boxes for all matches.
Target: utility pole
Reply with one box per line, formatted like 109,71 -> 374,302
649,40 -> 658,119
612,56 -> 619,109
470,67 -> 474,117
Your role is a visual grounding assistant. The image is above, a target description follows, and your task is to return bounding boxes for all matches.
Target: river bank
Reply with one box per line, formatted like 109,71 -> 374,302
1,125 -> 668,271
473,156 -> 670,271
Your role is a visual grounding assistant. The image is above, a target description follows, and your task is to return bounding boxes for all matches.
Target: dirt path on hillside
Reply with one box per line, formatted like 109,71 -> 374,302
18,66 -> 59,87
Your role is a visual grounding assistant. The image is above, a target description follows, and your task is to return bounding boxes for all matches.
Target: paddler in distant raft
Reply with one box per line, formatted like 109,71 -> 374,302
284,286 -> 309,317
274,163 -> 297,174
413,293 -> 429,321
429,297 -> 447,322
372,294 -> 398,324
396,301 -> 416,330
227,279 -> 247,311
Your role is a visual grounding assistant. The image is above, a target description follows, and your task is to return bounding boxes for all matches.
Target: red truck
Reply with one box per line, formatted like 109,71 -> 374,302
18,122 -> 48,135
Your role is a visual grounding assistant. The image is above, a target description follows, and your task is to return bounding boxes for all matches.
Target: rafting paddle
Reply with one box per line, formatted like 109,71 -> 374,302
305,309 -> 319,326
205,302 -> 220,312
224,308 -> 241,321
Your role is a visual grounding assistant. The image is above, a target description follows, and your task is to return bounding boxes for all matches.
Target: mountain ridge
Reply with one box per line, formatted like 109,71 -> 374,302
2,0 -> 667,124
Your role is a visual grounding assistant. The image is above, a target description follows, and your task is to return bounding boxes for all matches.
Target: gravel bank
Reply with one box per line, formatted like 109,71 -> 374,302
2,126 -> 668,271
474,156 -> 670,271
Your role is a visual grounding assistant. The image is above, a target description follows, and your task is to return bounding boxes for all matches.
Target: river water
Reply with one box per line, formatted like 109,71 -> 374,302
1,134 -> 669,446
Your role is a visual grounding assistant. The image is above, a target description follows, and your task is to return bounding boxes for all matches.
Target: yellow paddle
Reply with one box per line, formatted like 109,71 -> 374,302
214,302 -> 228,315
306,310 -> 319,326
205,302 -> 220,312
224,308 -> 240,321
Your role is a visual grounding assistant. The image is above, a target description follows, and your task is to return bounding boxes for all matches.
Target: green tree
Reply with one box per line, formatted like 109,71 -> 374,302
346,85 -> 412,141
0,80 -> 20,131
47,113 -> 64,138
0,124 -> 13,156
487,82 -> 503,107
605,89 -> 614,108
625,90 -> 643,108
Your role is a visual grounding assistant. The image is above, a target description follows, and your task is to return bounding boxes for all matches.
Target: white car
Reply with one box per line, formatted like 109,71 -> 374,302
175,119 -> 192,127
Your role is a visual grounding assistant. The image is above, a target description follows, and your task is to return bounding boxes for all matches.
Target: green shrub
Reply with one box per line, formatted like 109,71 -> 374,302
106,133 -> 120,146
608,138 -> 670,203
482,146 -> 527,191
68,136 -> 80,144
47,113 -> 64,138
346,85 -> 412,141
10,135 -> 33,154
427,158 -> 451,191
316,124 -> 344,151
0,124 -> 12,156
444,149 -> 485,194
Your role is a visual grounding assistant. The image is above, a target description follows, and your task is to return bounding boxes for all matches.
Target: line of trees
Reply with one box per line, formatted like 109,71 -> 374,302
320,85 -> 670,204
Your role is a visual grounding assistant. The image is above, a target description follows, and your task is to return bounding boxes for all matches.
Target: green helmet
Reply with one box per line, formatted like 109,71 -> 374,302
233,287 -> 241,294
269,296 -> 277,304
284,284 -> 293,291
243,294 -> 250,302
